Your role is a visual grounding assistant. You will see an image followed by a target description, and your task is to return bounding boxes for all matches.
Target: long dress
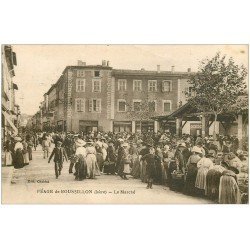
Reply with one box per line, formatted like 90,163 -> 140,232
162,151 -> 169,185
96,147 -> 104,172
75,147 -> 87,181
27,140 -> 33,160
123,148 -> 131,174
141,153 -> 157,181
219,170 -> 241,204
205,165 -> 225,200
184,154 -> 201,195
75,155 -> 87,181
86,146 -> 100,178
104,145 -> 117,174
22,141 -> 29,165
195,157 -> 214,195
139,147 -> 149,183
130,146 -> 140,178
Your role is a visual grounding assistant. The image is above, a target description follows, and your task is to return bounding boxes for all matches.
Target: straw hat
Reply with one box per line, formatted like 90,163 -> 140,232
75,139 -> 86,147
191,146 -> 202,154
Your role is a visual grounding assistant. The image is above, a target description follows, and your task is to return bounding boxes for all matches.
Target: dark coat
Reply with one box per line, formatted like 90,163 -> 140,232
141,153 -> 159,179
48,147 -> 68,163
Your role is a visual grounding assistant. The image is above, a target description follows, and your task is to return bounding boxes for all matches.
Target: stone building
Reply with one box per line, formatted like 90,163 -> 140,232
1,45 -> 19,140
33,61 -> 192,133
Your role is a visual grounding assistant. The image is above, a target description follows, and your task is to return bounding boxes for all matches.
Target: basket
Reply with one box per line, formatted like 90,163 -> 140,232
171,171 -> 184,180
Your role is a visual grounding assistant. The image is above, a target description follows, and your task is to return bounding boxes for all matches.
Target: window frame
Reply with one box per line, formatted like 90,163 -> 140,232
89,98 -> 102,113
162,80 -> 172,92
76,78 -> 86,92
133,80 -> 142,91
133,99 -> 142,112
77,70 -> 85,78
92,79 -> 101,92
117,99 -> 127,112
118,79 -> 127,91
148,80 -> 157,92
75,98 -> 85,112
163,100 -> 172,113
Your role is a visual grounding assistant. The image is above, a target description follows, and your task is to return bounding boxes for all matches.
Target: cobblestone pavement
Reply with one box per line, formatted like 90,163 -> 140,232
2,146 -> 212,204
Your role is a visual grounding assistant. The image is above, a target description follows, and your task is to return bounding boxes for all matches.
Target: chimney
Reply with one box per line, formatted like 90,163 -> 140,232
107,61 -> 110,67
171,66 -> 175,73
141,68 -> 145,71
157,65 -> 160,73
102,60 -> 106,66
77,60 -> 86,66
187,68 -> 191,73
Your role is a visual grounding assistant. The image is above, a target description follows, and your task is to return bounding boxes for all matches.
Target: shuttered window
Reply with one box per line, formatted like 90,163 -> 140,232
162,80 -> 172,92
89,99 -> 101,112
76,79 -> 85,92
75,98 -> 85,112
92,79 -> 101,92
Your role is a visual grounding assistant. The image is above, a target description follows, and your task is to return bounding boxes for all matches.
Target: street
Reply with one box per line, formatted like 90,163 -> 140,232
2,146 -> 212,204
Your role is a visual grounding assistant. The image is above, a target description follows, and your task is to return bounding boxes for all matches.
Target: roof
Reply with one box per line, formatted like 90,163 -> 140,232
112,69 -> 193,77
46,84 -> 56,95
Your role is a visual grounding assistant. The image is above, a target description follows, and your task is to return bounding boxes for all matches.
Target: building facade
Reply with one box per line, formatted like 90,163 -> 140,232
32,61 -> 193,133
1,45 -> 19,140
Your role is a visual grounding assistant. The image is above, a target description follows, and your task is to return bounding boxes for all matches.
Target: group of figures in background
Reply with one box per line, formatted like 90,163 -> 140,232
2,129 -> 248,204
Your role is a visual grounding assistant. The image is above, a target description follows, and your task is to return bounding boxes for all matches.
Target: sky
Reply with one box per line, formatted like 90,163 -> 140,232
11,44 -> 248,115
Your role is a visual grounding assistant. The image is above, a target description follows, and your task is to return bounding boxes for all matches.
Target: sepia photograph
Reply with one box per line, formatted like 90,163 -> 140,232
1,44 -> 248,204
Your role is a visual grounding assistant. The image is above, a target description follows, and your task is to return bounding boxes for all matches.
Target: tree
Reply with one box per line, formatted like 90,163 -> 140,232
188,52 -> 247,137
122,91 -> 157,132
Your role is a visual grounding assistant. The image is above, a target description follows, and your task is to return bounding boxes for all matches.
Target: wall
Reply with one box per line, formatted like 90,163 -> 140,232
66,67 -> 112,132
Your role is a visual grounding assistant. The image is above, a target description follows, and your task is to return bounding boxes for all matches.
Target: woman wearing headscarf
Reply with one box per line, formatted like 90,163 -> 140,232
219,169 -> 241,204
195,153 -> 214,196
184,146 -> 202,196
85,140 -> 100,179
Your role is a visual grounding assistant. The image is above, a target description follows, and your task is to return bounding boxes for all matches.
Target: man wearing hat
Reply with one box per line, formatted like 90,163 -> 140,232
48,141 -> 68,179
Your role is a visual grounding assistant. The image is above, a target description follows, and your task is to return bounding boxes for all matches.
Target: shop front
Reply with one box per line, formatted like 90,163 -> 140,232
113,121 -> 132,133
79,120 -> 98,133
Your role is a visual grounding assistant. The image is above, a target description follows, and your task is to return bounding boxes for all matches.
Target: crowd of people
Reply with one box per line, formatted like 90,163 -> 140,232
2,130 -> 248,204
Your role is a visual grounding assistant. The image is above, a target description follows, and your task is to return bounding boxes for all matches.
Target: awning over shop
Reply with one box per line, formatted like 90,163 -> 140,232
2,110 -> 18,134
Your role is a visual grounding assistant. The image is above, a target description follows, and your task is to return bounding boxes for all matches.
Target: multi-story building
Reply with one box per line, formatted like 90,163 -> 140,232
112,66 -> 191,133
2,45 -> 19,140
33,60 -> 193,133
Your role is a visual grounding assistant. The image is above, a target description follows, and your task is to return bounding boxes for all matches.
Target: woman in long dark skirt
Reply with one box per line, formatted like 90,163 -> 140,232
75,155 -> 87,181
205,165 -> 225,201
104,142 -> 117,174
184,146 -> 202,195
11,137 -> 25,184
154,147 -> 163,184
141,147 -> 158,189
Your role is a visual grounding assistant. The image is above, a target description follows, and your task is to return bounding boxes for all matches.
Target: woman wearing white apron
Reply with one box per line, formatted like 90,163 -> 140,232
86,140 -> 100,179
